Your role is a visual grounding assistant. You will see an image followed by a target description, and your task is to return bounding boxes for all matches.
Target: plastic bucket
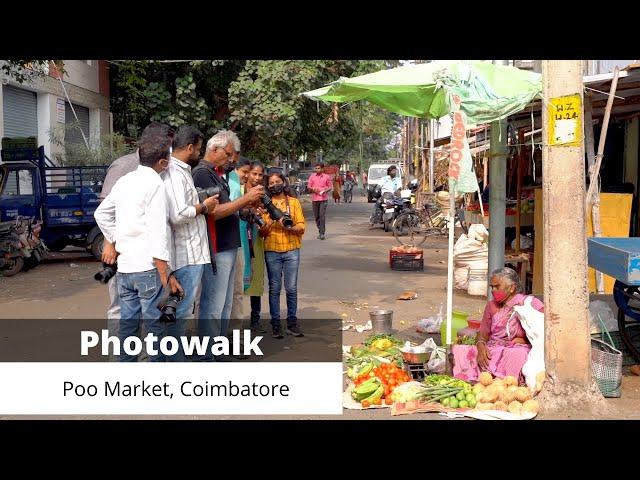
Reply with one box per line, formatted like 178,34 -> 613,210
440,310 -> 469,345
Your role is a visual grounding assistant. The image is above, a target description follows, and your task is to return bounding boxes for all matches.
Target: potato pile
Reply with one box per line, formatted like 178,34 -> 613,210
473,372 -> 539,415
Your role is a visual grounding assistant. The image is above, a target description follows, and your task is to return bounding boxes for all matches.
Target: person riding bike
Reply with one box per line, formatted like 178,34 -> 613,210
370,166 -> 401,225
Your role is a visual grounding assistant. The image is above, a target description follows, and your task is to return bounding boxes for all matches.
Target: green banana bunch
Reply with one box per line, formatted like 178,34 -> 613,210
361,385 -> 384,404
352,378 -> 381,401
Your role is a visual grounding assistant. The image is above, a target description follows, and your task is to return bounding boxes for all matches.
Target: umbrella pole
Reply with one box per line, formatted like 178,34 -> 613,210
445,180 -> 456,374
429,119 -> 435,193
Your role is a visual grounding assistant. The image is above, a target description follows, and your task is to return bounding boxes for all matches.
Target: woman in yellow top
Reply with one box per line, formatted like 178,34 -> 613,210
259,171 -> 305,339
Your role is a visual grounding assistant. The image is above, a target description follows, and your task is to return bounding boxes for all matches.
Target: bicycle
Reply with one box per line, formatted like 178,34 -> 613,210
392,202 -> 468,247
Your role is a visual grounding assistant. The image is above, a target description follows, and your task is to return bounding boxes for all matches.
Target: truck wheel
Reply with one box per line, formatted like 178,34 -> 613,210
90,233 -> 104,260
2,257 -> 24,277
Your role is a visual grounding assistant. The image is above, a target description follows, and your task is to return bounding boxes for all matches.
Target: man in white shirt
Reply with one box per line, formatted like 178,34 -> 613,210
94,129 -> 183,362
380,165 -> 402,194
98,121 -> 172,348
371,165 -> 402,225
163,125 -> 219,361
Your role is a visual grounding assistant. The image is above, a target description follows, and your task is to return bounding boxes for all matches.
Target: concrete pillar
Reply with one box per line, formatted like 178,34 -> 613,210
37,93 -> 53,159
539,60 -> 605,413
487,119 -> 508,296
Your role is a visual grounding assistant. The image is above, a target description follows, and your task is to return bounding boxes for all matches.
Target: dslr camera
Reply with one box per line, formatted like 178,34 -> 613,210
260,195 -> 293,228
239,208 -> 266,227
157,284 -> 184,323
196,186 -> 222,203
94,263 -> 117,284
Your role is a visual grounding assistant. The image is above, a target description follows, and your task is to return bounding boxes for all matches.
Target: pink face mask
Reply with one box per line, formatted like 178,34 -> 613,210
493,290 -> 509,304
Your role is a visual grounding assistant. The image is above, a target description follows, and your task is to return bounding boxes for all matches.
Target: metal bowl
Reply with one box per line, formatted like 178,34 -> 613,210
401,350 -> 430,364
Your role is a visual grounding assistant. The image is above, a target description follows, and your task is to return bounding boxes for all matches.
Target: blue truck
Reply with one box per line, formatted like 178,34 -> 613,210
0,146 -> 108,259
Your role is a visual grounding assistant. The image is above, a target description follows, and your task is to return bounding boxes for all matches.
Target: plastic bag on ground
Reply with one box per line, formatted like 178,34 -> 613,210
417,304 -> 444,333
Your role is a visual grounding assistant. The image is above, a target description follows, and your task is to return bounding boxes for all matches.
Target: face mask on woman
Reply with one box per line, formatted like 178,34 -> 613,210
493,290 -> 509,304
269,184 -> 285,195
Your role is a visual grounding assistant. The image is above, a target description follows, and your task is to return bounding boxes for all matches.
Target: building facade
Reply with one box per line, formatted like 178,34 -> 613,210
0,60 -> 110,164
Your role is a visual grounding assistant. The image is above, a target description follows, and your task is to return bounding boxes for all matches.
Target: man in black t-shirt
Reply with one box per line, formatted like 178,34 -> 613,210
192,131 -> 264,357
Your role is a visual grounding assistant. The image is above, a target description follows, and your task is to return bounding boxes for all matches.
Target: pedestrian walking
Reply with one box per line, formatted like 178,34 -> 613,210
306,162 -> 332,240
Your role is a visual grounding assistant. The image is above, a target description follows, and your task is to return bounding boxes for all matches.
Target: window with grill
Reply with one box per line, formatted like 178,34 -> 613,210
3,169 -> 34,196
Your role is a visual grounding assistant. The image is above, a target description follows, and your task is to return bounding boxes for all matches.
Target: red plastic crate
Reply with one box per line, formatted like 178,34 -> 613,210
389,249 -> 424,271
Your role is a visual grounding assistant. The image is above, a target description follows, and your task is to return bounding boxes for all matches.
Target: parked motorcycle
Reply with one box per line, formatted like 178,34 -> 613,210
0,216 -> 48,277
368,187 -> 399,232
370,181 -> 419,232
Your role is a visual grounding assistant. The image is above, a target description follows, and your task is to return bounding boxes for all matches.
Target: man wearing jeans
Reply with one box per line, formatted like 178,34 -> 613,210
192,131 -> 264,359
94,129 -> 183,362
307,163 -> 332,240
163,126 -> 219,361
98,122 -> 173,358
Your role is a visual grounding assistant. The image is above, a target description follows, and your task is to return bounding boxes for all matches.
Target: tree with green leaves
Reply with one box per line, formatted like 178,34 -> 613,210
227,60 -> 400,163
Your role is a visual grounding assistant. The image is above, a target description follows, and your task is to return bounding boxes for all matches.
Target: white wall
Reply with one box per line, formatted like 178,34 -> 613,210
63,60 -> 100,94
1,61 -> 109,162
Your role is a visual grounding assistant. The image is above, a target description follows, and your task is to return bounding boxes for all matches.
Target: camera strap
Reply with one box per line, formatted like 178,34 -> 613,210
284,195 -> 291,216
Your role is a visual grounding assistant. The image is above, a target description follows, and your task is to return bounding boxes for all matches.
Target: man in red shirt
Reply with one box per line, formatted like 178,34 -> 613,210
306,162 -> 333,240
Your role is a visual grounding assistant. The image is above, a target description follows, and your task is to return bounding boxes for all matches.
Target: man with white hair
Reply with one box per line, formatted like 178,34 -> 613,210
224,131 -> 248,327
192,131 -> 264,360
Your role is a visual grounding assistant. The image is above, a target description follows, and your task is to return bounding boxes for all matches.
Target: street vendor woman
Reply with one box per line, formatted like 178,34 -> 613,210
452,267 -> 544,383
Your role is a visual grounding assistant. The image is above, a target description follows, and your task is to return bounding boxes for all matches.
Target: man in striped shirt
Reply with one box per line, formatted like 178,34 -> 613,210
163,126 -> 219,361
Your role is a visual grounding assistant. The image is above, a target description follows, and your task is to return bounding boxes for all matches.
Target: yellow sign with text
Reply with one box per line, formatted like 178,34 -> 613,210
548,94 -> 583,147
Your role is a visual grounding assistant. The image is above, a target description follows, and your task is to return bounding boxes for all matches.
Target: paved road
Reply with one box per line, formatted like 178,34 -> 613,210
3,191 -> 639,419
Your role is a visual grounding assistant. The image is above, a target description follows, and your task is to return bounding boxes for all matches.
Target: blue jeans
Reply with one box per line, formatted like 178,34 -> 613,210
116,269 -> 166,362
198,250 -> 237,360
165,264 -> 205,362
264,249 -> 300,328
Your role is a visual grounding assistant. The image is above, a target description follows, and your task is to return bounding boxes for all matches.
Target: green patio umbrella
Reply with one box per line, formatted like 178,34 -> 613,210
302,61 -> 542,355
302,60 -> 541,124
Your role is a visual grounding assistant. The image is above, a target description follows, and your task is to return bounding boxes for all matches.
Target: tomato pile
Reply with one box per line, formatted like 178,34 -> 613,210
353,363 -> 411,408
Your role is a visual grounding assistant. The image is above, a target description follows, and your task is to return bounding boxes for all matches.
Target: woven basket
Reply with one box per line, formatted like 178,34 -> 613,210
591,337 -> 623,398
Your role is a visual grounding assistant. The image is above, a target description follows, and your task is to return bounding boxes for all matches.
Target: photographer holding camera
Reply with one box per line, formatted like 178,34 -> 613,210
192,131 -> 265,355
98,122 -> 173,352
162,125 -> 219,361
259,171 -> 305,339
94,129 -> 183,362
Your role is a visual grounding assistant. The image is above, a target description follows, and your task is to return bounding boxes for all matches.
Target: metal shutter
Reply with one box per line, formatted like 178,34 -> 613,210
2,85 -> 38,139
65,102 -> 90,145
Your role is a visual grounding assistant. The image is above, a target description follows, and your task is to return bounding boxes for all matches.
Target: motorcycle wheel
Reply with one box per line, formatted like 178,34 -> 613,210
384,219 -> 390,232
2,257 -> 24,277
